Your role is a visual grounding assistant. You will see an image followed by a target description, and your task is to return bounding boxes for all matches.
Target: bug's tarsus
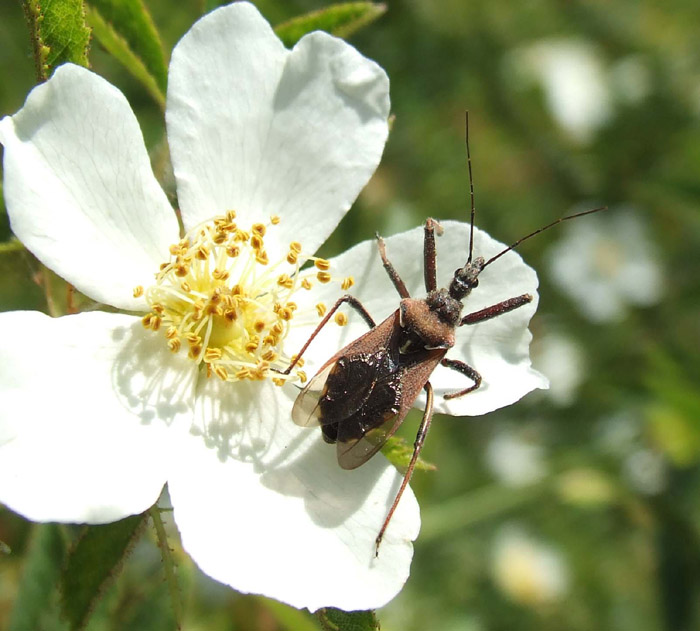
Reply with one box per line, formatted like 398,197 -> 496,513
375,381 -> 435,556
483,206 -> 607,269
277,294 -> 376,375
377,232 -> 411,298
460,293 -> 533,327
440,357 -> 482,399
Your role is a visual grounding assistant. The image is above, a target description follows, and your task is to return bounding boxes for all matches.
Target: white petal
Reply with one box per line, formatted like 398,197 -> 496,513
166,2 -> 389,254
168,379 -> 419,611
285,221 -> 547,417
0,64 -> 179,311
0,310 -> 197,523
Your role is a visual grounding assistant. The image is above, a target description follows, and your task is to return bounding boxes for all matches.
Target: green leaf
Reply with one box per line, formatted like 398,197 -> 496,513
85,0 -> 167,107
59,513 -> 148,631
275,2 -> 387,48
382,435 -> 436,473
255,596 -> 318,631
0,240 -> 46,311
22,0 -> 91,81
316,608 -> 380,631
8,524 -> 67,631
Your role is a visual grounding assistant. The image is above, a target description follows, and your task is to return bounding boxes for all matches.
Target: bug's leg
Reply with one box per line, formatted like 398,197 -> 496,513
423,218 -> 443,293
460,293 -> 533,326
277,295 -> 376,375
376,233 -> 411,299
375,382 -> 435,556
441,358 -> 482,399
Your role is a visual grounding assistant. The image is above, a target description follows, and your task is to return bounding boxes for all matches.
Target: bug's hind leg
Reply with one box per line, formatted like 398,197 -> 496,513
375,381 -> 435,556
441,358 -> 482,399
277,295 -> 375,375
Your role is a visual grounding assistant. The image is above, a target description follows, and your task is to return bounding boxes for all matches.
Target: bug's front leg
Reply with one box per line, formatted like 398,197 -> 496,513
460,294 -> 533,326
277,295 -> 375,376
441,358 -> 482,399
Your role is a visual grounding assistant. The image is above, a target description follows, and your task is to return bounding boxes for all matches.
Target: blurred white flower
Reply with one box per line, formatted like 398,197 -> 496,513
623,448 -> 668,495
531,332 -> 586,406
485,430 -> 547,487
492,526 -> 570,606
546,208 -> 663,322
506,39 -> 612,143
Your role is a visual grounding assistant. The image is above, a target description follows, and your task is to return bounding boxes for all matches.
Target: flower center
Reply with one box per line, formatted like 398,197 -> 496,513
136,211 -> 352,384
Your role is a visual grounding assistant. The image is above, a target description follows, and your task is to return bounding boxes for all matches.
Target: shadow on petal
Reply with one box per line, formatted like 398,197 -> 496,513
110,321 -> 197,427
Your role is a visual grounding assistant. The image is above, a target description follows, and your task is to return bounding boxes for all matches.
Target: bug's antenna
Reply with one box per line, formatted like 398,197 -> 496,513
483,206 -> 607,269
465,111 -> 476,263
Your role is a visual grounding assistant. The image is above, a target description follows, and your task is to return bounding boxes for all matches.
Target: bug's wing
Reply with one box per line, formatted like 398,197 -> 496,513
291,362 -> 336,427
291,311 -> 401,429
335,350 -> 447,470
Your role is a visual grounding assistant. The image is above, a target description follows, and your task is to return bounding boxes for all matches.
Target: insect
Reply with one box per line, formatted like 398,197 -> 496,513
282,116 -> 603,554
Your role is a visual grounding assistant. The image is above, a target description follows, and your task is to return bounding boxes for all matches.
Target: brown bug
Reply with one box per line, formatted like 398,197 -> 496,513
282,117 -> 603,554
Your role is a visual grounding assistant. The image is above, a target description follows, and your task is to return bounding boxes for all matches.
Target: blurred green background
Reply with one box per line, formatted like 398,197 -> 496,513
2,1 -> 700,630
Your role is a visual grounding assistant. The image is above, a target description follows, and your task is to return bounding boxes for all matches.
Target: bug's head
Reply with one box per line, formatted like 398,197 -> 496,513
449,256 -> 485,301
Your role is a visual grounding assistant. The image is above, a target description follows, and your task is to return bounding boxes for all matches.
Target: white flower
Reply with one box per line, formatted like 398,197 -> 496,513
505,38 -> 612,143
546,208 -> 663,322
531,331 -> 586,406
491,526 -> 570,606
0,2 -> 544,611
485,429 -> 547,487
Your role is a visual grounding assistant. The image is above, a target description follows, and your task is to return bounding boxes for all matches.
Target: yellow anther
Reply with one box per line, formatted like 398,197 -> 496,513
186,333 -> 201,345
272,378 -> 285,387
279,307 -> 293,321
204,348 -> 223,361
287,302 -> 298,311
212,268 -> 229,281
287,252 -> 298,265
181,281 -> 191,292
297,370 -> 308,384
262,350 -> 277,362
214,366 -> 229,381
235,229 -> 250,242
256,250 -> 269,265
334,312 -> 348,326
133,285 -> 144,298
245,340 -> 259,354
152,304 -> 165,314
254,320 -> 266,333
301,278 -> 312,290
270,215 -> 281,225
263,335 -> 277,346
236,367 -> 252,380
316,303 -> 327,317
195,245 -> 210,260
224,309 -> 237,322
252,223 -> 266,237
314,259 -> 331,271
341,276 -> 355,290
226,245 -> 240,258
290,241 -> 302,253
272,322 -> 284,335
165,326 -> 178,339
251,235 -> 264,251
175,263 -> 188,277
277,274 -> 293,288
290,355 -> 305,368
317,271 -> 331,284
150,315 -> 162,331
226,210 -> 237,221
142,314 -> 154,329
189,344 -> 203,359
167,338 -> 181,353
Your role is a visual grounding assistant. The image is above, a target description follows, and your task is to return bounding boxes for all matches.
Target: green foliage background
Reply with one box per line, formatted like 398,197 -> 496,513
2,1 -> 700,629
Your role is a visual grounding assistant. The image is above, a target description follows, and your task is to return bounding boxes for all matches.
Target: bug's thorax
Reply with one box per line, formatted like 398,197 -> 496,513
398,295 -> 458,353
